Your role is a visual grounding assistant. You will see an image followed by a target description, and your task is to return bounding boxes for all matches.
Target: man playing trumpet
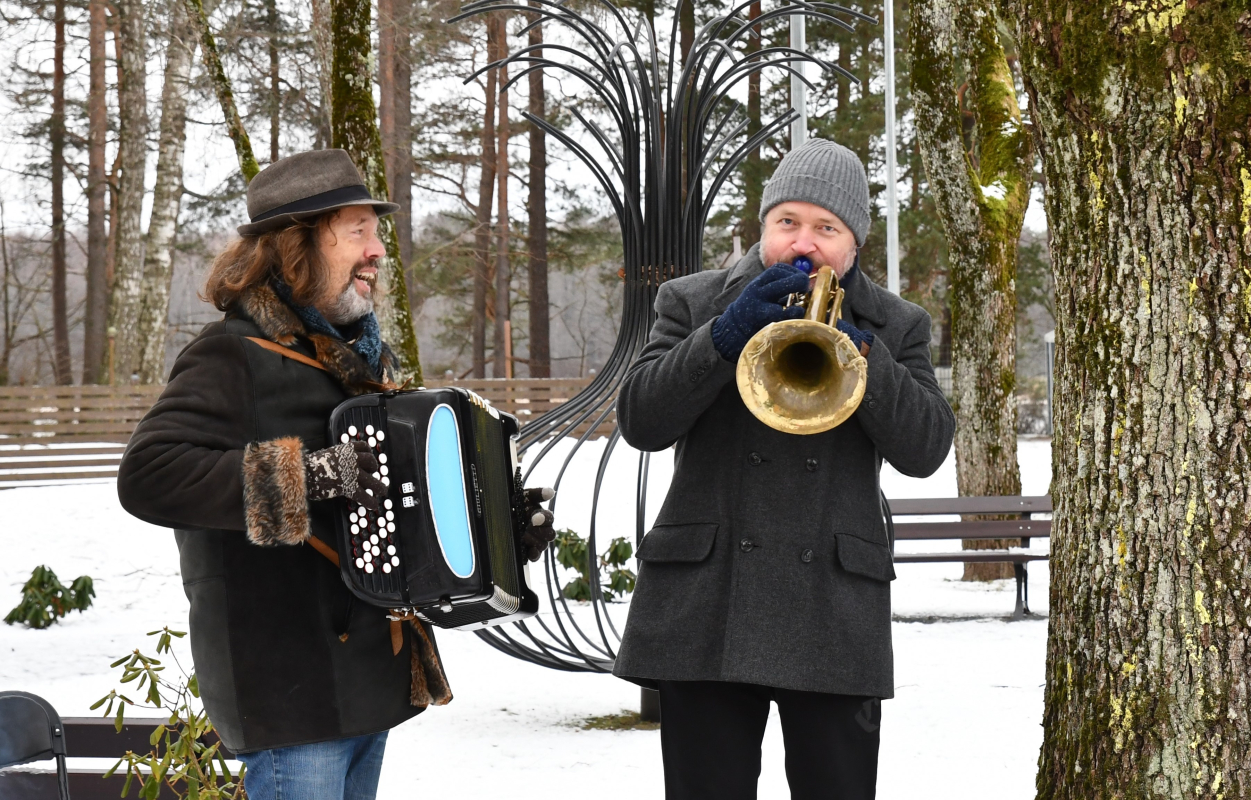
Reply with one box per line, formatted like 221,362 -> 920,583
614,138 -> 955,799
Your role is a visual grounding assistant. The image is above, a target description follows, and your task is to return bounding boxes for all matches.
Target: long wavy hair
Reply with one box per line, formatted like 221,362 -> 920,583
202,214 -> 336,311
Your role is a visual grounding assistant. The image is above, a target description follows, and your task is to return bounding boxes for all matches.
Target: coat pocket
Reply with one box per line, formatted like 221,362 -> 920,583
636,523 -> 719,563
834,532 -> 896,582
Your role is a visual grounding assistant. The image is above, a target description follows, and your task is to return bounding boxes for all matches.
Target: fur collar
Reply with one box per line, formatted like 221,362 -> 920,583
236,283 -> 397,397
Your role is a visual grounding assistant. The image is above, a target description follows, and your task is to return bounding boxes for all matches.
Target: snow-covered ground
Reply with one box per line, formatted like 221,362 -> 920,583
1,438 -> 1052,799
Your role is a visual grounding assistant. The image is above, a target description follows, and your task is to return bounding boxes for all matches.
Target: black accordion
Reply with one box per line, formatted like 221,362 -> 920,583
325,388 -> 539,630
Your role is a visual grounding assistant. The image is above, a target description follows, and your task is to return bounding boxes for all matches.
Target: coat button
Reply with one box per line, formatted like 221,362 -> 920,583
868,400 -> 878,409
740,538 -> 754,553
749,452 -> 762,465
800,549 -> 813,563
805,458 -> 818,472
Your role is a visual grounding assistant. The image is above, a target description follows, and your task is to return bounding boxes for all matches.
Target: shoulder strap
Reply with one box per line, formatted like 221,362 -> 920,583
245,336 -> 328,373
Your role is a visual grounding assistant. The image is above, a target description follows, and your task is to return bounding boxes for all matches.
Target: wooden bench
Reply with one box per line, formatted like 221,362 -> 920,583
0,378 -> 607,486
0,717 -> 233,799
886,495 -> 1051,620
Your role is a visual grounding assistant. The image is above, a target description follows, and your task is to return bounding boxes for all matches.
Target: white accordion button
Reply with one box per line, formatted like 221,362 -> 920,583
348,425 -> 358,436
379,529 -> 387,539
355,557 -> 364,569
365,425 -> 375,435
350,524 -> 359,535
387,522 -> 396,533
387,545 -> 396,555
380,465 -> 389,476
369,534 -> 378,544
340,433 -> 350,444
382,476 -> 390,486
376,431 -> 386,441
385,510 -> 394,521
368,437 -> 377,448
384,498 -> 393,510
372,472 -> 381,480
379,454 -> 388,465
372,545 -> 381,556
382,562 -> 392,574
365,563 -> 374,574
391,556 -> 400,566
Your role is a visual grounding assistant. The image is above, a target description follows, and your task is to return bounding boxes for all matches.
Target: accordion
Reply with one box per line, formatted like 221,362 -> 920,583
325,388 -> 539,630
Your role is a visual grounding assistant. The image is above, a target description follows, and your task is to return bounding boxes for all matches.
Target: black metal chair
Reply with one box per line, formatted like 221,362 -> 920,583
0,691 -> 70,800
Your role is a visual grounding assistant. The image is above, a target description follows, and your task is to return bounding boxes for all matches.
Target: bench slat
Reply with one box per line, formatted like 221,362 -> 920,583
893,519 -> 1051,540
887,495 -> 1052,515
893,552 -> 1049,564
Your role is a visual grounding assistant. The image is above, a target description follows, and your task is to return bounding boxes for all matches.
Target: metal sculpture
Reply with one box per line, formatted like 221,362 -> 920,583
451,0 -> 875,672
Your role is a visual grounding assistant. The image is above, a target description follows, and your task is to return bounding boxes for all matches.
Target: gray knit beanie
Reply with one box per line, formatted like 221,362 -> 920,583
759,138 -> 870,246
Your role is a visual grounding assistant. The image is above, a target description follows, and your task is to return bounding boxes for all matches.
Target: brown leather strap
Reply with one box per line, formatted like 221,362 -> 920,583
245,336 -> 328,373
390,619 -> 404,656
307,535 -> 340,567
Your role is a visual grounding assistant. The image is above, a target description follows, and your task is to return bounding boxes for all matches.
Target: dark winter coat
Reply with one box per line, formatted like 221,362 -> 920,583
117,284 -> 448,754
612,244 -> 955,698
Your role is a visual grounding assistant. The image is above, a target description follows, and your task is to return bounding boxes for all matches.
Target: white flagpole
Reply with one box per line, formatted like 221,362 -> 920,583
884,0 -> 900,294
790,9 -> 806,147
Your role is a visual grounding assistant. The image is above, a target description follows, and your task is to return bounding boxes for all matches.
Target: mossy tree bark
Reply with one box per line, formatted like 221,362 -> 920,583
1005,0 -> 1251,796
185,0 -> 260,181
135,0 -> 196,384
911,0 -> 1031,580
331,0 -> 422,384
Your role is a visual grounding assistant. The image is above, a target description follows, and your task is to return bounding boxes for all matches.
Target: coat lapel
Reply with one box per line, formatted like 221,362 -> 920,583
838,265 -> 887,329
711,243 -> 766,314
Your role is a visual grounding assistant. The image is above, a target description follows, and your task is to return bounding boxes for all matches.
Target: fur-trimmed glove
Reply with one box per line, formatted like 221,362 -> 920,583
836,319 -> 874,356
711,264 -> 808,361
304,441 -> 387,510
521,487 -> 556,562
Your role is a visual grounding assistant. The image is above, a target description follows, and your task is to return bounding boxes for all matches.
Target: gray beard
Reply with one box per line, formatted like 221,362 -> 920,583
322,282 -> 374,325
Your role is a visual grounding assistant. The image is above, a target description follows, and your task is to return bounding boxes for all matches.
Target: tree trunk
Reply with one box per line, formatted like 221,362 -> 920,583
50,0 -> 72,385
0,203 -> 10,384
526,1 -> 549,378
83,0 -> 108,384
740,1 -> 762,247
185,0 -> 260,181
267,0 -> 279,162
330,0 -> 422,384
377,0 -> 413,271
107,0 -> 149,384
135,0 -> 195,384
493,52 -> 510,379
1008,2 -> 1251,795
910,0 -> 1030,580
472,17 -> 499,379
309,0 -> 334,146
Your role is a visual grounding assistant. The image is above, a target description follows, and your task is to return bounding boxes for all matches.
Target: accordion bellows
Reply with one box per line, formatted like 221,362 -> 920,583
326,388 -> 539,629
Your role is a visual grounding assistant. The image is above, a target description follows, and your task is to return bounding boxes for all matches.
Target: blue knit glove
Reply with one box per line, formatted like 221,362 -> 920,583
711,265 -> 808,361
837,319 -> 875,354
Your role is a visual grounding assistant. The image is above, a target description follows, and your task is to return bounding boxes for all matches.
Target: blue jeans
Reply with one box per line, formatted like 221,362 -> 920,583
237,731 -> 388,800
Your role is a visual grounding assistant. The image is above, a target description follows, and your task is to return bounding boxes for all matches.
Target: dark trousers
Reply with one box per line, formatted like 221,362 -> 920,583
656,680 -> 881,800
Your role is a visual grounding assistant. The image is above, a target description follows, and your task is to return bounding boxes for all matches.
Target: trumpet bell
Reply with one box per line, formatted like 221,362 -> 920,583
735,319 -> 868,435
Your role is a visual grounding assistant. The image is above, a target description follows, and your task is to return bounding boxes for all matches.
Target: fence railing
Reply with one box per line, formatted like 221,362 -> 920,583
0,378 -> 602,486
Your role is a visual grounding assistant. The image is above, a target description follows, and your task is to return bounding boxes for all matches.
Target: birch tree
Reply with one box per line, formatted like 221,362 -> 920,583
106,0 -> 149,383
1001,1 -> 1251,796
911,0 -> 1032,579
134,0 -> 196,383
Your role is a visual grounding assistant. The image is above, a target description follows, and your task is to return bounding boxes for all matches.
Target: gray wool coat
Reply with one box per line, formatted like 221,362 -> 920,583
612,244 -> 955,698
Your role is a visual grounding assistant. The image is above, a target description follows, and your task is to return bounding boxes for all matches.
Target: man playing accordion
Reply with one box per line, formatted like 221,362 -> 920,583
614,138 -> 956,799
118,149 -> 555,800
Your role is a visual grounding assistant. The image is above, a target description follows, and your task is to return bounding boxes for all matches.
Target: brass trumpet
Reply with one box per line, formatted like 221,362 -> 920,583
735,265 -> 868,435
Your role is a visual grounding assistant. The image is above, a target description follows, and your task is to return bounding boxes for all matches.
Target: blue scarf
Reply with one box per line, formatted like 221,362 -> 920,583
272,280 -> 384,379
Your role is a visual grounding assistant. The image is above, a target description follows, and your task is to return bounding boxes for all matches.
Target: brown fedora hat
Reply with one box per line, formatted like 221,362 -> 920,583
237,149 -> 400,236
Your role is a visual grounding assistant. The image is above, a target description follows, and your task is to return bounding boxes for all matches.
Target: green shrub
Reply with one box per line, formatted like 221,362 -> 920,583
553,529 -> 637,602
4,565 -> 95,629
93,627 -> 245,799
